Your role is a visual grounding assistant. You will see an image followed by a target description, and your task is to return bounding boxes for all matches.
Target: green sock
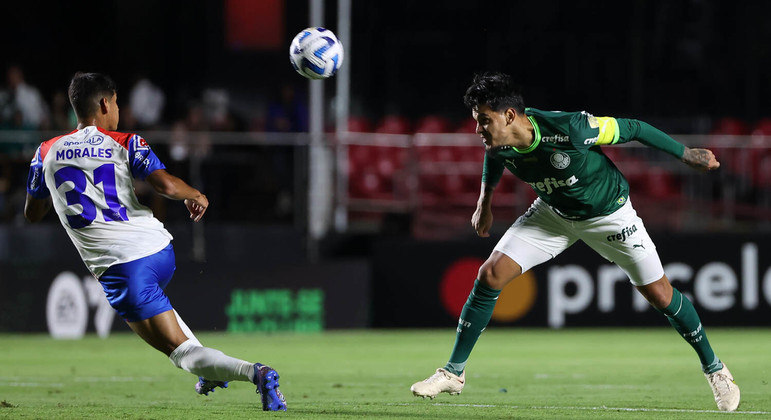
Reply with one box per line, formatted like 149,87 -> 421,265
445,279 -> 501,376
659,288 -> 723,374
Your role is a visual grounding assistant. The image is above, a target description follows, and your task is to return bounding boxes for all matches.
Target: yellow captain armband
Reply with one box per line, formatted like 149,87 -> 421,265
594,117 -> 620,145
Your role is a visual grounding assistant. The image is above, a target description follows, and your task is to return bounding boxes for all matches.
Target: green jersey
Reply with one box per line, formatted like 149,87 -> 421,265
482,108 -> 685,220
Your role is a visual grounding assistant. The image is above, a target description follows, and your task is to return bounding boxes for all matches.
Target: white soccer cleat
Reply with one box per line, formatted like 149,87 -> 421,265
705,364 -> 740,412
410,368 -> 465,399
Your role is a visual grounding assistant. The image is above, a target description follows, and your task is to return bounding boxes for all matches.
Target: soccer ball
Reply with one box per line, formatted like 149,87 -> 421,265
289,27 -> 344,80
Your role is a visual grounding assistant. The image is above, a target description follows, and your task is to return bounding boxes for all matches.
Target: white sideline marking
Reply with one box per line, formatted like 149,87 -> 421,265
73,376 -> 156,383
390,402 -> 770,415
0,382 -> 63,387
578,384 -> 642,390
0,376 -> 157,385
1,375 -> 156,382
534,373 -> 586,379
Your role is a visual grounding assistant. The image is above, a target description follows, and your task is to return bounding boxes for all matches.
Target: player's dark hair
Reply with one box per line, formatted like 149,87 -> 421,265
463,72 -> 525,113
68,72 -> 117,120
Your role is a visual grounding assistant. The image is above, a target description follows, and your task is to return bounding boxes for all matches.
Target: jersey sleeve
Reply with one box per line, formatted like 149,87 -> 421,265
26,145 -> 50,198
568,111 -> 620,153
569,112 -> 685,159
614,118 -> 685,159
481,151 -> 504,187
128,134 -> 166,179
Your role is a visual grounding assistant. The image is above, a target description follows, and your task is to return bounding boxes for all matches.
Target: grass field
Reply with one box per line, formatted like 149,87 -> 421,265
1,328 -> 769,419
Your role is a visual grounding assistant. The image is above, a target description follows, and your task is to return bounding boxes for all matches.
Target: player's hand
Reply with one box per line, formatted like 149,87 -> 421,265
184,194 -> 208,222
681,147 -> 720,171
472,204 -> 493,237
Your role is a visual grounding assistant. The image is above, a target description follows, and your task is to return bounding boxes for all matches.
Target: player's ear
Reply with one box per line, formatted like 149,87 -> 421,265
99,97 -> 109,115
505,108 -> 517,124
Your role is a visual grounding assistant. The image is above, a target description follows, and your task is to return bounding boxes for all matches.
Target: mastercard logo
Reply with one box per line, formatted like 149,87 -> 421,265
439,257 -> 537,323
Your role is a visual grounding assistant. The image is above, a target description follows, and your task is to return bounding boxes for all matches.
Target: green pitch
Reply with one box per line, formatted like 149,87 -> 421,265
1,328 -> 769,419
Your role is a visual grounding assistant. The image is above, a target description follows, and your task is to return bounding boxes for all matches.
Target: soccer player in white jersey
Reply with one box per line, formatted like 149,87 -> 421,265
410,72 -> 740,411
24,72 -> 286,411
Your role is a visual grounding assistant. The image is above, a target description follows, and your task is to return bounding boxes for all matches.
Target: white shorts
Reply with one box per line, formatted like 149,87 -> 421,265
493,198 -> 664,286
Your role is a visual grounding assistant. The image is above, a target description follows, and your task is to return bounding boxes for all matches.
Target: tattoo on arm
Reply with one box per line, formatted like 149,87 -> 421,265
682,147 -> 716,170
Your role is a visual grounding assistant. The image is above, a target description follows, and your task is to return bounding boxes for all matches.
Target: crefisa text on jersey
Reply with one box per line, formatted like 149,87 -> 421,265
527,175 -> 579,194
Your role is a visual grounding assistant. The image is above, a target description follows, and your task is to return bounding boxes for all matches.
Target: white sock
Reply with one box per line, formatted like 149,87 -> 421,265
169,339 -> 255,382
174,310 -> 202,347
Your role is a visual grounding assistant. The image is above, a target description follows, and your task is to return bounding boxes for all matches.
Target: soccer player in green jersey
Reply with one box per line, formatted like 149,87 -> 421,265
410,72 -> 740,411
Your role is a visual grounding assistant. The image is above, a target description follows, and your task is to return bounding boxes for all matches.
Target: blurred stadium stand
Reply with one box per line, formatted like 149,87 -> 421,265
1,123 -> 770,239
374,115 -> 412,135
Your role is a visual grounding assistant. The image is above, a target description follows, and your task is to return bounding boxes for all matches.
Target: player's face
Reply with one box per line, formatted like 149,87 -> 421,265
106,93 -> 120,130
472,104 -> 512,150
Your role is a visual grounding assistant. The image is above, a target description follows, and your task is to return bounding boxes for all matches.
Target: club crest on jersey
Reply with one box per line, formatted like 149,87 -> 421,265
132,135 -> 150,150
550,152 -> 570,169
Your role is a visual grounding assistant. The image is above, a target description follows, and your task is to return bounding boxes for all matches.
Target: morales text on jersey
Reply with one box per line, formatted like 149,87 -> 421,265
56,147 -> 113,161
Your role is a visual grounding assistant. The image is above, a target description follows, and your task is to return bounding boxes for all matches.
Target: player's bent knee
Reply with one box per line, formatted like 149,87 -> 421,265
477,262 -> 512,290
477,251 -> 523,290
646,288 -> 672,310
636,276 -> 672,310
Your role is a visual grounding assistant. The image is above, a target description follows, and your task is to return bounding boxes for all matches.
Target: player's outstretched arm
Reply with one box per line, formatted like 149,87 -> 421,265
146,169 -> 208,222
472,183 -> 494,237
23,195 -> 52,223
681,147 -> 720,171
614,119 -> 720,172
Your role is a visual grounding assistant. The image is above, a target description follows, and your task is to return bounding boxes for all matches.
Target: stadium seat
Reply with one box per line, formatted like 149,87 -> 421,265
748,119 -> 771,187
374,115 -> 412,134
347,141 -> 410,200
347,116 -> 373,132
708,118 -> 757,183
644,167 -> 680,200
757,154 -> 771,188
349,168 -> 391,199
417,145 -> 455,162
418,173 -> 444,205
438,173 -> 465,197
751,118 -> 771,137
710,117 -> 750,135
347,144 -> 374,174
454,145 -> 484,162
455,118 -> 478,134
414,115 -> 452,133
374,146 -> 407,178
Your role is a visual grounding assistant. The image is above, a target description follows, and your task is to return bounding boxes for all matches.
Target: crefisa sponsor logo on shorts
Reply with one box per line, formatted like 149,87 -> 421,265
607,224 -> 638,242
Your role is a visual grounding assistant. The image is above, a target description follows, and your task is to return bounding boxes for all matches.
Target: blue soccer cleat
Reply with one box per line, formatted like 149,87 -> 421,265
252,363 -> 287,411
195,377 -> 229,396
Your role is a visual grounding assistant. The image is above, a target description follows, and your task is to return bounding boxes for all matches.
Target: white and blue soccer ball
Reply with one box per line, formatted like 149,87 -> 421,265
289,27 -> 344,80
